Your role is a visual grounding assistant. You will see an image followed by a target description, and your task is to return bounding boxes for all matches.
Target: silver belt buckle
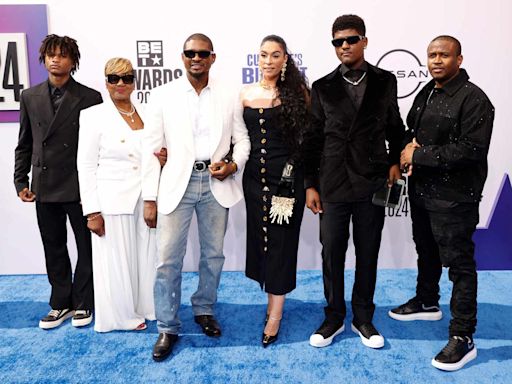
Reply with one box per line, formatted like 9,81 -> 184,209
194,161 -> 207,172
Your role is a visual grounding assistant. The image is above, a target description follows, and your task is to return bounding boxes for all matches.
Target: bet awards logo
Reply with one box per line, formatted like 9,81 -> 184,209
241,53 -> 308,84
134,40 -> 183,103
376,49 -> 430,99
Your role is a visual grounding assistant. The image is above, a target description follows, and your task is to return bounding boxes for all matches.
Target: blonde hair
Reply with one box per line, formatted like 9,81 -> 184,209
104,57 -> 133,75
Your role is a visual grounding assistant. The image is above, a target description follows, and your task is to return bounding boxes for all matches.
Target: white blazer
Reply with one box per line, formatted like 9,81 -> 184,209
142,76 -> 250,215
77,97 -> 147,215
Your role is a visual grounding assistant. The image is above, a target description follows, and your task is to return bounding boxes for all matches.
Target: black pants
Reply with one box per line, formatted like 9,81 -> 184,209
36,201 -> 94,310
410,198 -> 479,337
320,199 -> 385,327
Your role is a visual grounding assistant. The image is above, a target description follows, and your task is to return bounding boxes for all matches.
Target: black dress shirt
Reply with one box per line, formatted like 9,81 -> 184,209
49,81 -> 68,113
340,62 -> 368,110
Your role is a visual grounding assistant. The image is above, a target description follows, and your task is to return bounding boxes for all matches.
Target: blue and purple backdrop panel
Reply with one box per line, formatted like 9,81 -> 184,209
0,4 -> 48,123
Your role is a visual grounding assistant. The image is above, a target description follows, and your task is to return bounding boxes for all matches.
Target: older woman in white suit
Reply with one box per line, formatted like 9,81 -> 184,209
77,58 -> 158,332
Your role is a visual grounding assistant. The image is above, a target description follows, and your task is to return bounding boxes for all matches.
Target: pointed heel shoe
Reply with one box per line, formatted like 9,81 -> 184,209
262,316 -> 281,348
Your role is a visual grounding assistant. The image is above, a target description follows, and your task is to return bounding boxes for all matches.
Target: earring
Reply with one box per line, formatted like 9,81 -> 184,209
281,62 -> 287,82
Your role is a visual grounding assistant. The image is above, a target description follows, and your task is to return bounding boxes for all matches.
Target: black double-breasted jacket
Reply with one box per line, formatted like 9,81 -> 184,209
14,77 -> 102,202
303,63 -> 405,202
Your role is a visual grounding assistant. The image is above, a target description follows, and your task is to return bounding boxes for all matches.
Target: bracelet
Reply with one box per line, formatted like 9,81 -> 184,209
87,213 -> 102,221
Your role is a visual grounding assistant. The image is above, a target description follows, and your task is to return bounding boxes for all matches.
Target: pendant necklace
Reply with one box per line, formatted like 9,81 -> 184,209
343,71 -> 367,86
259,80 -> 276,91
117,104 -> 136,123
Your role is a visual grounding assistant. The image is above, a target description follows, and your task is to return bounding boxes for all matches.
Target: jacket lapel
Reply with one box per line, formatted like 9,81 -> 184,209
208,83 -> 223,157
33,81 -> 54,136
45,77 -> 82,140
349,67 -> 381,133
323,68 -> 357,116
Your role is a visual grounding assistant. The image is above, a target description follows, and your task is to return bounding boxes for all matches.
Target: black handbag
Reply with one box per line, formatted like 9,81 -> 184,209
269,161 -> 296,225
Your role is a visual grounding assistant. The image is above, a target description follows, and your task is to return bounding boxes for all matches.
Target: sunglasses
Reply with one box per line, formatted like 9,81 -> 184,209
106,74 -> 135,84
331,35 -> 365,47
183,50 -> 214,59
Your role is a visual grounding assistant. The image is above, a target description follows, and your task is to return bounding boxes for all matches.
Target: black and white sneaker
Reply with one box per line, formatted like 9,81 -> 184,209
309,319 -> 345,348
388,297 -> 442,321
39,308 -> 74,329
351,323 -> 384,349
72,310 -> 93,327
432,336 -> 477,371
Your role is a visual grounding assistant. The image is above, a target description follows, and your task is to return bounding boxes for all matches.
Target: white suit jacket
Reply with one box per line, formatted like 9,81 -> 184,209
142,76 -> 250,214
77,97 -> 147,215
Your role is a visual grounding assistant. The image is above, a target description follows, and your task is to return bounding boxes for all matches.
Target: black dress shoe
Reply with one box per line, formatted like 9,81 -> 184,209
194,315 -> 221,337
152,332 -> 178,362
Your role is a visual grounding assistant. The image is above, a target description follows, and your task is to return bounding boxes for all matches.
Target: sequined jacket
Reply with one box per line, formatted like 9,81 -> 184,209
406,69 -> 494,203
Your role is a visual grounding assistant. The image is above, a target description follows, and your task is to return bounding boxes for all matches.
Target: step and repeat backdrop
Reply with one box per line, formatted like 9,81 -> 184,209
1,0 -> 510,274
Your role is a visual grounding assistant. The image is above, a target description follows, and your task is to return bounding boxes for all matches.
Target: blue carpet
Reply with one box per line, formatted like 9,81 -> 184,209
0,270 -> 511,383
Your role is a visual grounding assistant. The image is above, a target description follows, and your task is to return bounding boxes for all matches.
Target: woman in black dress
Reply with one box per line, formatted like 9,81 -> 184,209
240,35 -> 309,347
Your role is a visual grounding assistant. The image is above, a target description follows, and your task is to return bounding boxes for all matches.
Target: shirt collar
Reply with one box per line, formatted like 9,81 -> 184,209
48,79 -> 70,95
437,68 -> 469,96
339,61 -> 368,76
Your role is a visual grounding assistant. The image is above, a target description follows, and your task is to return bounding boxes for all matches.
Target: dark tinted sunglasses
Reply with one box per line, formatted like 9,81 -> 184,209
331,35 -> 365,47
106,74 -> 135,84
183,50 -> 214,59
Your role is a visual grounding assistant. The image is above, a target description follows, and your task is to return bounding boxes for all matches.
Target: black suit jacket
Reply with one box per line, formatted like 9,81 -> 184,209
303,63 -> 405,202
14,77 -> 102,202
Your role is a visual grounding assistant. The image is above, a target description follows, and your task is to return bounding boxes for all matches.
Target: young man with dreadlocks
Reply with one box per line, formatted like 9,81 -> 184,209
14,34 -> 102,329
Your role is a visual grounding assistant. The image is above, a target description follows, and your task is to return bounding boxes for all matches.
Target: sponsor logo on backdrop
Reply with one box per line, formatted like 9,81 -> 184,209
241,53 -> 308,84
134,40 -> 183,104
376,49 -> 429,99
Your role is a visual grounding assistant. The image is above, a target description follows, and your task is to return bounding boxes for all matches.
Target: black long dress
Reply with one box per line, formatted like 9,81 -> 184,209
243,106 -> 305,295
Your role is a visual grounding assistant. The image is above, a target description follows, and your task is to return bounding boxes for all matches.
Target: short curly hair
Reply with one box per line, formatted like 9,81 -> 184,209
332,14 -> 366,37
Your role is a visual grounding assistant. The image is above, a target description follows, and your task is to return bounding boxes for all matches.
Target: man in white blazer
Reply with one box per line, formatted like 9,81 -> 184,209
142,33 -> 250,362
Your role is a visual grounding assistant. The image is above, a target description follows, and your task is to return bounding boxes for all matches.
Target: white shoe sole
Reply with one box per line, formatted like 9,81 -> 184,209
431,347 -> 477,371
72,313 -> 93,327
388,310 -> 442,321
309,324 -> 345,348
351,323 -> 385,349
39,310 -> 74,330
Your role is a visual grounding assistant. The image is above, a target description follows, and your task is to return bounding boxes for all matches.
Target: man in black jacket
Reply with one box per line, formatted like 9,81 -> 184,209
389,35 -> 494,371
14,35 -> 102,329
303,15 -> 405,349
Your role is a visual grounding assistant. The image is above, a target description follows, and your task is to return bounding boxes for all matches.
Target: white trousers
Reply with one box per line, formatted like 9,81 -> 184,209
92,198 -> 157,332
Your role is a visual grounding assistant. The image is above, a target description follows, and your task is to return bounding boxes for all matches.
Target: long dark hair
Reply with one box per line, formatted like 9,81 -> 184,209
261,35 -> 309,160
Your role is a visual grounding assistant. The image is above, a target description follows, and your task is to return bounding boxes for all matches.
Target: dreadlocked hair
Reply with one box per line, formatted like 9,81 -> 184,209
39,34 -> 80,74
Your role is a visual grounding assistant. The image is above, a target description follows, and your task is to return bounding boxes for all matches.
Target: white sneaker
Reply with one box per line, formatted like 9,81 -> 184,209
309,320 -> 345,348
351,323 -> 384,349
71,310 -> 93,327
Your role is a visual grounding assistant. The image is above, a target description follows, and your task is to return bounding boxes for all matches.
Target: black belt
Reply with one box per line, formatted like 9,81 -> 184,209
193,160 -> 211,172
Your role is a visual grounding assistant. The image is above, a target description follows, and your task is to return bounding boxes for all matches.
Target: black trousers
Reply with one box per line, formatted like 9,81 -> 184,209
410,197 -> 479,337
320,199 -> 385,327
35,201 -> 94,310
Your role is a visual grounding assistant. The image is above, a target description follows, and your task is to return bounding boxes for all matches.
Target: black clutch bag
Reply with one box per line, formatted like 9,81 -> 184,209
269,161 -> 296,225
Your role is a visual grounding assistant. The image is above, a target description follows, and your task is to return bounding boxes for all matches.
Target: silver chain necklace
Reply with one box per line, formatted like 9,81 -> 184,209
117,104 -> 136,123
342,71 -> 367,86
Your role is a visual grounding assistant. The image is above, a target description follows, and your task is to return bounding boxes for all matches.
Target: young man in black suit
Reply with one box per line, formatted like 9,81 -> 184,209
14,35 -> 102,329
303,15 -> 405,349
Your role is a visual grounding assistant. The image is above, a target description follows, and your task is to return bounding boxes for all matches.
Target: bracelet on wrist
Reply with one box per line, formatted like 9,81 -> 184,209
87,213 -> 102,221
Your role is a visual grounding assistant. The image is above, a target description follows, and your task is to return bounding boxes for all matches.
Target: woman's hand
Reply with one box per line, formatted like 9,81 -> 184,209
87,212 -> 105,237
